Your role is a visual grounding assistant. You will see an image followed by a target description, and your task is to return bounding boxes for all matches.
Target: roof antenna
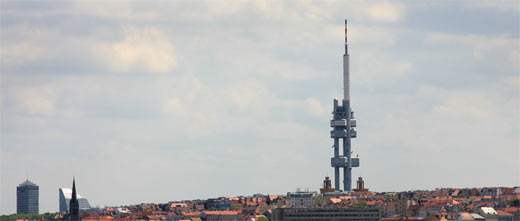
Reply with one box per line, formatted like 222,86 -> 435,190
345,19 -> 348,44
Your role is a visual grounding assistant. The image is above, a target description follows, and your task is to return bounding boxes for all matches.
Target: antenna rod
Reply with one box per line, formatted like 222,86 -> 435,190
343,19 -> 350,100
345,19 -> 348,45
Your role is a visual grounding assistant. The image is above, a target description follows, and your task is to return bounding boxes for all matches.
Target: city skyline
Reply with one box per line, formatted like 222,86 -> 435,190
1,0 -> 519,214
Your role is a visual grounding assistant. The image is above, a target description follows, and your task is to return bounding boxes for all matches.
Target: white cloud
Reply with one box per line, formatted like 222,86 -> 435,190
355,50 -> 413,83
423,86 -> 493,121
74,1 -> 158,22
425,32 -> 519,68
365,2 -> 406,23
351,25 -> 398,46
100,26 -> 177,73
161,97 -> 184,117
359,82 -> 519,191
226,81 -> 274,112
16,89 -> 55,116
305,98 -> 327,118
205,0 -> 248,17
499,75 -> 520,90
0,42 -> 43,67
325,24 -> 398,47
466,0 -> 520,11
0,24 -> 177,74
3,85 -> 80,118
0,25 -> 65,68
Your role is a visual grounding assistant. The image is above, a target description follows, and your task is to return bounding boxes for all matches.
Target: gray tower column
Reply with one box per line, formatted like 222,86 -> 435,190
343,100 -> 352,191
334,138 -> 340,190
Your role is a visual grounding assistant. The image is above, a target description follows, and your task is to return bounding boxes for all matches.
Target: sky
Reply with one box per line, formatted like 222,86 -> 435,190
1,0 -> 519,214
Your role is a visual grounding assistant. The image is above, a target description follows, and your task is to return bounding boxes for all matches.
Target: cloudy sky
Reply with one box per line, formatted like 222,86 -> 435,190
1,0 -> 519,214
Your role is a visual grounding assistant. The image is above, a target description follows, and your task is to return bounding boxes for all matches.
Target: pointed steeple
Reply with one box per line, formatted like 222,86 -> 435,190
69,177 -> 80,220
71,178 -> 77,202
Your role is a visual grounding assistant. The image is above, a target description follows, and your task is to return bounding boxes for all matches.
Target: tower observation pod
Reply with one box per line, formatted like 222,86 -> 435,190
330,19 -> 359,192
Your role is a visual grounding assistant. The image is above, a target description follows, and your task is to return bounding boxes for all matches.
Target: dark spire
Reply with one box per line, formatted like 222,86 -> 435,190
69,177 -> 80,220
71,178 -> 77,202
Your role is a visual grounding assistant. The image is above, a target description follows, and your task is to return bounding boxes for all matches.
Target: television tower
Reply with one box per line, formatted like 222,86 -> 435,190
330,19 -> 359,191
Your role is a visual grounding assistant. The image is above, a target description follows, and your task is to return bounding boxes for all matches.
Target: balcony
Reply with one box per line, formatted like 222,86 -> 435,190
330,119 -> 347,127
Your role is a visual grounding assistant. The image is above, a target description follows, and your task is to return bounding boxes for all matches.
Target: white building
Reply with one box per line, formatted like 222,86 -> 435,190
114,207 -> 131,216
288,190 -> 316,208
59,188 -> 91,212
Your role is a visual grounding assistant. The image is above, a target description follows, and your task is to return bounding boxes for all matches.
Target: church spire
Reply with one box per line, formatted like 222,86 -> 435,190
71,178 -> 77,201
69,177 -> 80,220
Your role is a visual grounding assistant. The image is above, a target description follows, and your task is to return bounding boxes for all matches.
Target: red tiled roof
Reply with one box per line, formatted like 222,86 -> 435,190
203,211 -> 239,215
170,203 -> 188,208
459,212 -> 471,217
451,190 -> 460,196
98,215 -> 115,220
495,210 -> 512,216
244,214 -> 267,219
183,211 -> 201,216
501,187 -> 515,195
82,213 -> 100,219
504,207 -> 519,213
329,198 -> 342,204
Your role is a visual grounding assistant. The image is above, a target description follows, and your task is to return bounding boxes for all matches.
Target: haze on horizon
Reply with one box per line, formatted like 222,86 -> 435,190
1,0 -> 519,214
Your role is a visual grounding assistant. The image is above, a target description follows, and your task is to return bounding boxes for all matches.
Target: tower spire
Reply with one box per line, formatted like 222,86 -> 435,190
69,177 -> 79,220
71,178 -> 76,201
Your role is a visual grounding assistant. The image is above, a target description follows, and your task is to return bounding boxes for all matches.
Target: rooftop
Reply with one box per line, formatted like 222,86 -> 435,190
203,211 -> 239,216
60,188 -> 85,199
18,179 -> 38,187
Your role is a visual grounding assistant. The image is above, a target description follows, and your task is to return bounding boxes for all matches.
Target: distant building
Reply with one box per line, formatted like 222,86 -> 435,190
382,202 -> 396,218
478,207 -> 514,221
320,177 -> 335,194
202,211 -> 241,221
204,198 -> 231,210
114,207 -> 131,216
288,190 -> 316,208
353,177 -> 369,192
480,187 -> 501,196
272,207 -> 381,220
59,187 -> 91,212
17,179 -> 39,214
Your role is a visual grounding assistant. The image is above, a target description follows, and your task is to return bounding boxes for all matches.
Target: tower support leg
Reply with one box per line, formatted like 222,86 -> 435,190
334,138 -> 340,190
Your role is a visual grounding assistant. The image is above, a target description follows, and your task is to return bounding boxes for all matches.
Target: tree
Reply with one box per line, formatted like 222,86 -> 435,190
353,201 -> 368,207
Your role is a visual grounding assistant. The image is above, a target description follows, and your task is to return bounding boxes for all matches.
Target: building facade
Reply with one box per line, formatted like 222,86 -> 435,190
272,207 -> 381,220
17,179 -> 39,214
288,191 -> 316,208
204,198 -> 231,210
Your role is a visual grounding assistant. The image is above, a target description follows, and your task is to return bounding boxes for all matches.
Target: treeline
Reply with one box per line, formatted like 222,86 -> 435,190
0,212 -> 58,221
